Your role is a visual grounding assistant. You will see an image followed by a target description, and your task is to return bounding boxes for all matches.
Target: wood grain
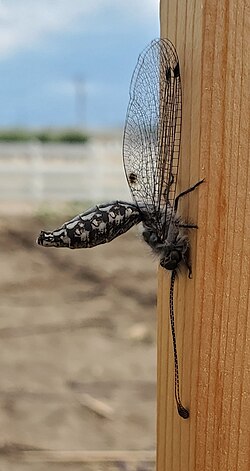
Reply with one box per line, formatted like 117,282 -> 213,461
158,1 -> 249,470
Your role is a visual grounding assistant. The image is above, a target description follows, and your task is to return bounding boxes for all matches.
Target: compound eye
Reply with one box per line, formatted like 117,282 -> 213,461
160,250 -> 182,270
160,258 -> 178,271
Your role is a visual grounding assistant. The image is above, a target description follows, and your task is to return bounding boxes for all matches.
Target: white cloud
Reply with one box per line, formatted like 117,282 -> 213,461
0,0 -> 158,59
0,0 -> 100,58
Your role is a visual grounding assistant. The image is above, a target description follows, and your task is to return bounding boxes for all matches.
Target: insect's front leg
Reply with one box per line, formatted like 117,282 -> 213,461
175,234 -> 192,278
178,223 -> 198,229
174,178 -> 205,213
183,254 -> 192,279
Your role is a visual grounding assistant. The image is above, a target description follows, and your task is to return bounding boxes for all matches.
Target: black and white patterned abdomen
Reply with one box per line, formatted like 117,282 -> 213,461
37,201 -> 142,249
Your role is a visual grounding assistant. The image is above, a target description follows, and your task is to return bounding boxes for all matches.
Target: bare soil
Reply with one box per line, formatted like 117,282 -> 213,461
0,212 -> 157,470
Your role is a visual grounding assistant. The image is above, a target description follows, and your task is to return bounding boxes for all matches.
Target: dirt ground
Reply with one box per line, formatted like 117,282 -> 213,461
0,210 -> 157,471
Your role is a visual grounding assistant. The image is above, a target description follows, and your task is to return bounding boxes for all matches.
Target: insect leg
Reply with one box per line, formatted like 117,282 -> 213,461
183,256 -> 192,278
181,241 -> 192,278
174,178 -> 205,212
178,223 -> 198,229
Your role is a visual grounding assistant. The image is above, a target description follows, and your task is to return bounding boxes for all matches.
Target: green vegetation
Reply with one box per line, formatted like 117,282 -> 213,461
0,129 -> 88,143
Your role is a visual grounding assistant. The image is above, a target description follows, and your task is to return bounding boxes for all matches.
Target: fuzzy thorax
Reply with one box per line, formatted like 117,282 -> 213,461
142,215 -> 190,273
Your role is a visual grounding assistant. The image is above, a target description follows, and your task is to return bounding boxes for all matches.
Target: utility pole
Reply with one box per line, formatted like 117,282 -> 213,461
74,75 -> 85,128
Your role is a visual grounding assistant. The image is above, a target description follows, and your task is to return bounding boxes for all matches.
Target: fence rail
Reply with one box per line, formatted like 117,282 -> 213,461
0,140 -> 131,202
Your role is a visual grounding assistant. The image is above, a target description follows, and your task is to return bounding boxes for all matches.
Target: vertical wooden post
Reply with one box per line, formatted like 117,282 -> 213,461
157,1 -> 249,470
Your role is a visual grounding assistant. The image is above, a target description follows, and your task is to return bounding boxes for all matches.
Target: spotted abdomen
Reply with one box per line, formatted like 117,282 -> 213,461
37,201 -> 142,249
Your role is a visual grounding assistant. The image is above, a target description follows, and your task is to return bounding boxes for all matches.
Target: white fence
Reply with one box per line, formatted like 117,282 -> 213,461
0,138 -> 131,203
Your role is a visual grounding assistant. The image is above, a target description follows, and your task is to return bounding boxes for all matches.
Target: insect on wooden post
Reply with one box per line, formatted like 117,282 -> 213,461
38,40 -> 203,423
123,38 -> 204,422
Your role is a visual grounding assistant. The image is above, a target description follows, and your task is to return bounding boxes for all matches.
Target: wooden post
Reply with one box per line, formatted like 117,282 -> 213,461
157,1 -> 249,470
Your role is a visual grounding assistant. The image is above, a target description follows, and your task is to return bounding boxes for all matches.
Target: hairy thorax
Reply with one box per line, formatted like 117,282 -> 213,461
141,213 -> 190,273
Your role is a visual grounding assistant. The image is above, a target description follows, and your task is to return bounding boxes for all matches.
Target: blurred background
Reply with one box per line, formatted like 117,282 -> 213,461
0,1 -> 159,470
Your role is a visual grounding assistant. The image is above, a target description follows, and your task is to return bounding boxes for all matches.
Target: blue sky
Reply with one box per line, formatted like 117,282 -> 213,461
0,0 -> 159,129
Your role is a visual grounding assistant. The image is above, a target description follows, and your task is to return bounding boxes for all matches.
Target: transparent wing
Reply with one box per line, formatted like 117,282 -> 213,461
123,38 -> 181,239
